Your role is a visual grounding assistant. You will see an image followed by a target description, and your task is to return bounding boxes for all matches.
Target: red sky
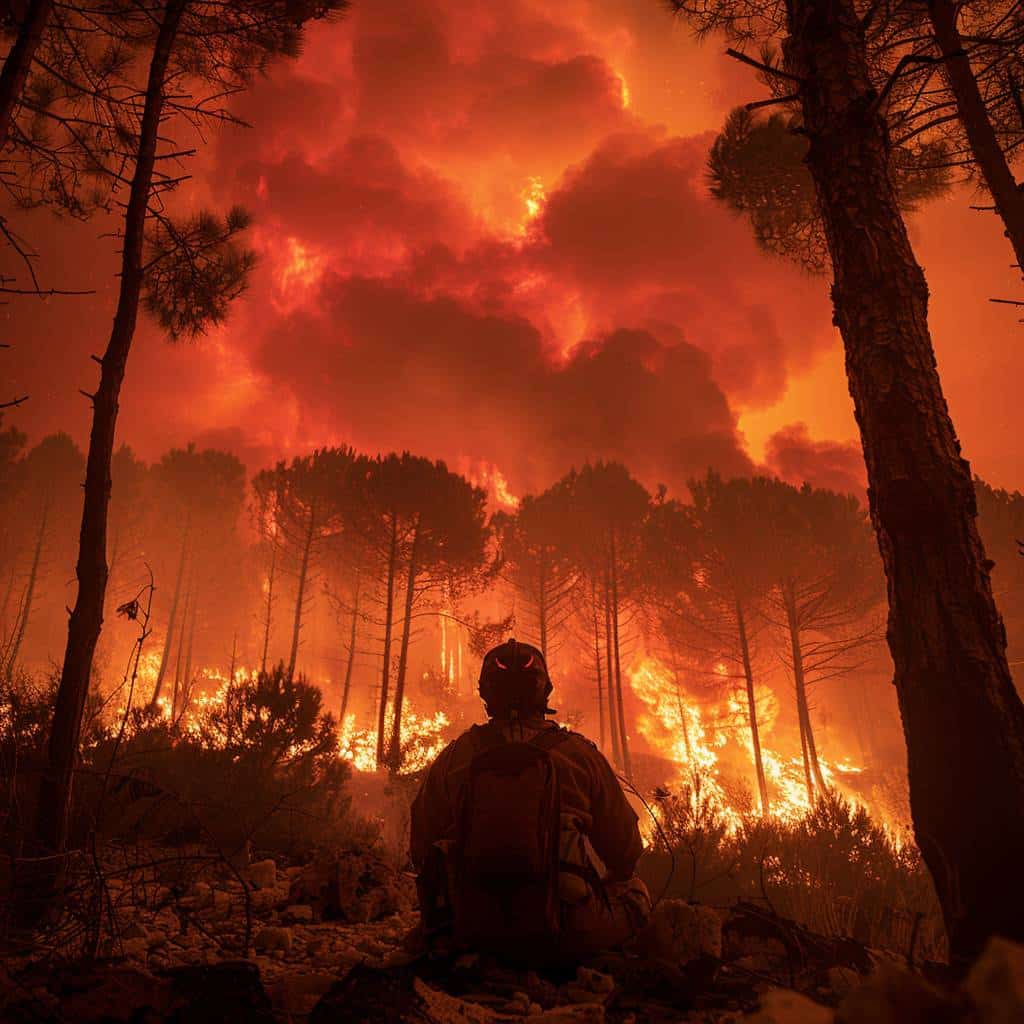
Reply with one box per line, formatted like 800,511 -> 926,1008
4,0 -> 1022,499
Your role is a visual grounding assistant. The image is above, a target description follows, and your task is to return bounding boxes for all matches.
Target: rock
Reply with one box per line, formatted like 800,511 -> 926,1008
121,921 -> 147,941
835,963 -> 955,1024
636,899 -> 723,964
575,967 -> 614,995
191,881 -> 212,906
121,937 -> 149,959
827,967 -> 861,1001
164,961 -> 275,1022
964,937 -> 1024,1024
283,903 -> 314,923
254,926 -> 293,953
147,930 -> 168,950
289,847 -> 414,923
269,972 -> 338,1018
211,890 -> 232,919
248,859 -> 277,890
744,989 -> 834,1023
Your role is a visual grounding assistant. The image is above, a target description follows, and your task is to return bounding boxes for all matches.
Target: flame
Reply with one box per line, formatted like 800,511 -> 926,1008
628,656 -> 898,835
274,237 -> 324,309
518,177 -> 546,236
337,699 -> 450,775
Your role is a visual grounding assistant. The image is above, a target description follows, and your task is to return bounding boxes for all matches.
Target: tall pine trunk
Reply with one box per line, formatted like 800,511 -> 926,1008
286,510 -> 316,681
928,0 -> 1024,275
785,0 -> 1024,959
153,519 -> 189,703
537,548 -> 549,659
37,0 -> 188,857
591,578 -> 606,752
4,502 -> 47,681
376,514 -> 398,766
782,581 -> 826,800
339,572 -> 361,723
388,521 -> 420,771
0,0 -> 53,152
260,539 -> 277,674
609,531 -> 631,778
737,599 -> 770,816
603,572 -> 622,767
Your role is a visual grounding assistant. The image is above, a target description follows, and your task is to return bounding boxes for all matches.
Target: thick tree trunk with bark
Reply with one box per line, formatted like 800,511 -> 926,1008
737,599 -> 770,816
0,0 -> 53,152
785,0 -> 1024,961
36,0 -> 187,857
376,514 -> 398,766
928,0 -> 1024,277
388,521 -> 420,771
4,502 -> 46,681
153,521 -> 189,703
340,573 -> 360,723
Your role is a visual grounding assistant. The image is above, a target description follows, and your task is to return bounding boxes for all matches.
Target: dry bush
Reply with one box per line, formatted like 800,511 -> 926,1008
641,779 -> 945,960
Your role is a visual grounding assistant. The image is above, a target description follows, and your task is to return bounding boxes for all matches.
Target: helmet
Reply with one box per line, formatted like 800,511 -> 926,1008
478,638 -> 554,719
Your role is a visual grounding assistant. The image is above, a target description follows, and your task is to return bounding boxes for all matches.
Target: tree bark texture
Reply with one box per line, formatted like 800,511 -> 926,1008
785,0 -> 1024,960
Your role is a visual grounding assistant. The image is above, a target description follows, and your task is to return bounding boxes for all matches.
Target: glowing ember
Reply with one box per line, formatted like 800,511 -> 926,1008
519,177 -> 546,236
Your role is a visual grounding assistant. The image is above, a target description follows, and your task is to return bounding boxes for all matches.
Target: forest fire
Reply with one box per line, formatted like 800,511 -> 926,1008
6,0 -> 1024,1009
629,657 -> 894,834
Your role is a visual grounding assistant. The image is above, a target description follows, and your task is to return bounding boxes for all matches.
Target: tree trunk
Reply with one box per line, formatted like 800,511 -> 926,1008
538,548 -> 549,660
340,572 -> 360,723
928,0 -> 1024,276
785,0 -> 1024,960
603,572 -> 622,767
153,520 -> 189,703
0,0 -> 53,152
4,501 -> 46,681
591,578 -> 606,752
36,0 -> 187,858
782,581 -> 826,800
286,510 -> 316,681
182,588 -> 197,711
609,531 -> 631,778
260,539 -> 277,674
736,599 -> 770,817
388,520 -> 420,771
376,513 -> 398,766
172,584 -> 190,721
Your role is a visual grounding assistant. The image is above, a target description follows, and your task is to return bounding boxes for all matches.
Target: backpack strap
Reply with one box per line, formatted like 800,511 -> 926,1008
529,726 -> 570,753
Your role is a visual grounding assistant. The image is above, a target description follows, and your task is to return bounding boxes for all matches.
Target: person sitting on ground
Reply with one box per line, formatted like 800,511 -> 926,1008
409,638 -> 651,962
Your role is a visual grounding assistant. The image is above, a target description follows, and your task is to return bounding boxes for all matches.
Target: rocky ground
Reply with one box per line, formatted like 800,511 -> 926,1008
1,847 -> 1022,1023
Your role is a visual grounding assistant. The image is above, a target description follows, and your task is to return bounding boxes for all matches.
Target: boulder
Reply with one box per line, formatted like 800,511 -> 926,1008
835,963 -> 957,1024
744,989 -> 834,1024
268,971 -> 338,1017
283,903 -> 315,924
965,937 -> 1024,1024
289,847 -> 414,923
635,899 -> 723,964
254,926 -> 293,954
248,859 -> 277,890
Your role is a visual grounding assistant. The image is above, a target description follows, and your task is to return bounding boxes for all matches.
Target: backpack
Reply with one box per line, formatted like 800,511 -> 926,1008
451,723 -> 569,957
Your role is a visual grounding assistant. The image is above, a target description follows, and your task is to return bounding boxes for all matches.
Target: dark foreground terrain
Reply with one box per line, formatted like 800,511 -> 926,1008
2,842 -> 1022,1023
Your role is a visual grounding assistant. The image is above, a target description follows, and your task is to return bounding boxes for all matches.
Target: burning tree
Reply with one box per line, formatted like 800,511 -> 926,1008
36,0 -> 348,863
563,462 -> 652,777
493,475 -> 579,664
252,447 -> 364,682
759,480 -> 883,804
358,454 -> 488,772
149,445 -> 246,712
